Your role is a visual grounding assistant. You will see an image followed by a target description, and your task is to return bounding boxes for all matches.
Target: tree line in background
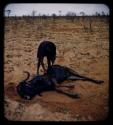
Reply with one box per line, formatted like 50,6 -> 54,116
5,10 -> 109,32
5,10 -> 109,18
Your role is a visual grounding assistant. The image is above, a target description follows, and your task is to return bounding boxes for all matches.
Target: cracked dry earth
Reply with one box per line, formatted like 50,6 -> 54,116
4,17 -> 109,121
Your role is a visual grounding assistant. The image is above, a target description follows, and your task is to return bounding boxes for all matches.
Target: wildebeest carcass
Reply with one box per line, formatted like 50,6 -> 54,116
37,41 -> 56,74
17,65 -> 104,100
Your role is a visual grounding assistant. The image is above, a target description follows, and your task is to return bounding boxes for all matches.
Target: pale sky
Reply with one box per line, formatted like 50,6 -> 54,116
4,3 -> 109,16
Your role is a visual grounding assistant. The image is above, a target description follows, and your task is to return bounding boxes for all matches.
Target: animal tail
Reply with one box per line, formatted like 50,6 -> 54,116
23,71 -> 30,81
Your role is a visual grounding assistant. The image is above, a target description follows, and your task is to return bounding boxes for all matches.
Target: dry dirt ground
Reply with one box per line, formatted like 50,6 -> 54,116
4,17 -> 109,121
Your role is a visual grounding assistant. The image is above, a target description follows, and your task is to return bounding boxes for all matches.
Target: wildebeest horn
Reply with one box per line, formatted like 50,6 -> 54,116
23,71 -> 30,81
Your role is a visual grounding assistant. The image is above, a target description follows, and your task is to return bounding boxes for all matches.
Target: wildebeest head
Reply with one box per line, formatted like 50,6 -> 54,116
16,71 -> 32,100
17,71 -> 53,100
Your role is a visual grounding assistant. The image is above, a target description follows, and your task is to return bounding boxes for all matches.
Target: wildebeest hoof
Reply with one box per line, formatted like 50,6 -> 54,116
97,80 -> 104,84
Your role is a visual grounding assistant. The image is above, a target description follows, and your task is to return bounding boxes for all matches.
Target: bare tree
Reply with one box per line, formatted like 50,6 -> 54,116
59,10 -> 62,16
101,11 -> 106,16
31,10 -> 37,18
5,10 -> 11,17
42,14 -> 47,19
80,12 -> 85,16
65,11 -> 76,22
83,16 -> 92,32
66,11 -> 76,16
88,17 -> 93,32
52,13 -> 57,21
95,12 -> 101,16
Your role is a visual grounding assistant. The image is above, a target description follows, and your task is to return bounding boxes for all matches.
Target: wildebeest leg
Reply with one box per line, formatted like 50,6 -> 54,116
40,58 -> 46,73
67,74 -> 104,84
51,78 -> 74,88
47,57 -> 51,69
51,78 -> 62,87
55,88 -> 80,98
37,58 -> 41,74
57,85 -> 75,88
64,67 -> 104,84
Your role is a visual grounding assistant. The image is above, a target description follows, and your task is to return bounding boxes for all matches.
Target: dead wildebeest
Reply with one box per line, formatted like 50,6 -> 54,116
17,65 -> 104,100
37,41 -> 56,74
